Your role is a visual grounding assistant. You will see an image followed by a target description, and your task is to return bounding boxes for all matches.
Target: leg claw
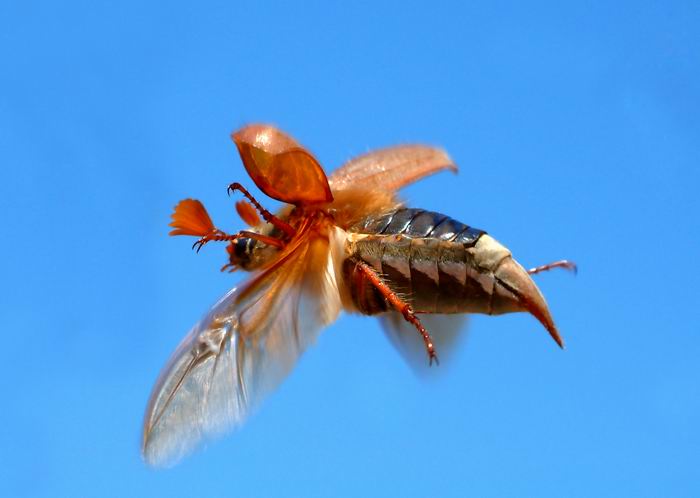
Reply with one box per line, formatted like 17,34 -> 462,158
429,352 -> 440,367
191,231 -> 224,253
192,238 -> 207,253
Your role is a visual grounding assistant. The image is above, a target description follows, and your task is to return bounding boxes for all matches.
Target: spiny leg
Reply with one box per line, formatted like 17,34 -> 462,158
354,260 -> 439,366
528,259 -> 577,276
227,182 -> 296,238
193,229 -> 285,253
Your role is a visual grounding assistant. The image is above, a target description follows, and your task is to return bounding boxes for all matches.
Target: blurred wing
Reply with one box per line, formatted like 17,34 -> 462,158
380,313 -> 468,375
232,124 -> 333,205
142,232 -> 340,466
329,145 -> 457,192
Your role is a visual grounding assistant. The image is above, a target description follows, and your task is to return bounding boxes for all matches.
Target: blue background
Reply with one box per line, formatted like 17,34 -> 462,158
2,1 -> 698,497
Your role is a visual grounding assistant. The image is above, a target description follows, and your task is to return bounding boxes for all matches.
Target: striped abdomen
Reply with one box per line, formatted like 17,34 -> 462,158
344,208 -> 513,315
354,208 -> 485,246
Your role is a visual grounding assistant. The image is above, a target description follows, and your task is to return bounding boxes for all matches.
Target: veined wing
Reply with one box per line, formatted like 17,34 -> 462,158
142,231 -> 341,466
380,313 -> 468,375
329,145 -> 457,193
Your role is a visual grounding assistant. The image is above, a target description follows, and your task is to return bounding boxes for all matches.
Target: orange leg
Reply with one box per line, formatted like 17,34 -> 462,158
227,182 -> 296,238
193,229 -> 285,252
191,229 -> 231,252
354,261 -> 439,366
528,259 -> 577,276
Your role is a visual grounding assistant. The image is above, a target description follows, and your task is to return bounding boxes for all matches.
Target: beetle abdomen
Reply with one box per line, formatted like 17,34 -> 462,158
346,208 -> 505,315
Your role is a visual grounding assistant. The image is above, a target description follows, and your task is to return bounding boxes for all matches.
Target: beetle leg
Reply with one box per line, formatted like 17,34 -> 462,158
220,261 -> 239,273
191,229 -> 230,253
237,230 -> 285,248
354,260 -> 439,366
528,259 -> 577,276
193,229 -> 285,253
227,182 -> 296,238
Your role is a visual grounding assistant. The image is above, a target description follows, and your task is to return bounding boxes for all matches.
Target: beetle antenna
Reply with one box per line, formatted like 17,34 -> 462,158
235,200 -> 261,227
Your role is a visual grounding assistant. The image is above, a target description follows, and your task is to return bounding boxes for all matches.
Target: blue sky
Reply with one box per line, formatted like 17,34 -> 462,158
1,1 -> 699,497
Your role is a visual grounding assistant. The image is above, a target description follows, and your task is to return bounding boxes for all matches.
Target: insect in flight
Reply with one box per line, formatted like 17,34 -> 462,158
142,125 -> 576,466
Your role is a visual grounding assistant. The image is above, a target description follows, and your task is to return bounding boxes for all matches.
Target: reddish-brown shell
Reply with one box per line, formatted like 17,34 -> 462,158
232,125 -> 333,205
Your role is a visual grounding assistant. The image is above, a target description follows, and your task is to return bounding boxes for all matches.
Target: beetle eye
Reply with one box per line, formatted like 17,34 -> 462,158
234,237 -> 249,259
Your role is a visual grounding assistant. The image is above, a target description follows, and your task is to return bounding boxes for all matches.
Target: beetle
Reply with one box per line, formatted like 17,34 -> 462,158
142,124 -> 575,466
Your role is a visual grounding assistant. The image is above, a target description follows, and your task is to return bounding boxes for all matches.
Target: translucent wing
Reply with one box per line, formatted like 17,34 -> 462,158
232,124 -> 333,205
142,232 -> 340,466
380,313 -> 468,375
329,145 -> 457,193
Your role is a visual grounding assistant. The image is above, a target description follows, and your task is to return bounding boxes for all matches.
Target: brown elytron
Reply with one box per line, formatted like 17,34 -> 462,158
142,125 -> 576,466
